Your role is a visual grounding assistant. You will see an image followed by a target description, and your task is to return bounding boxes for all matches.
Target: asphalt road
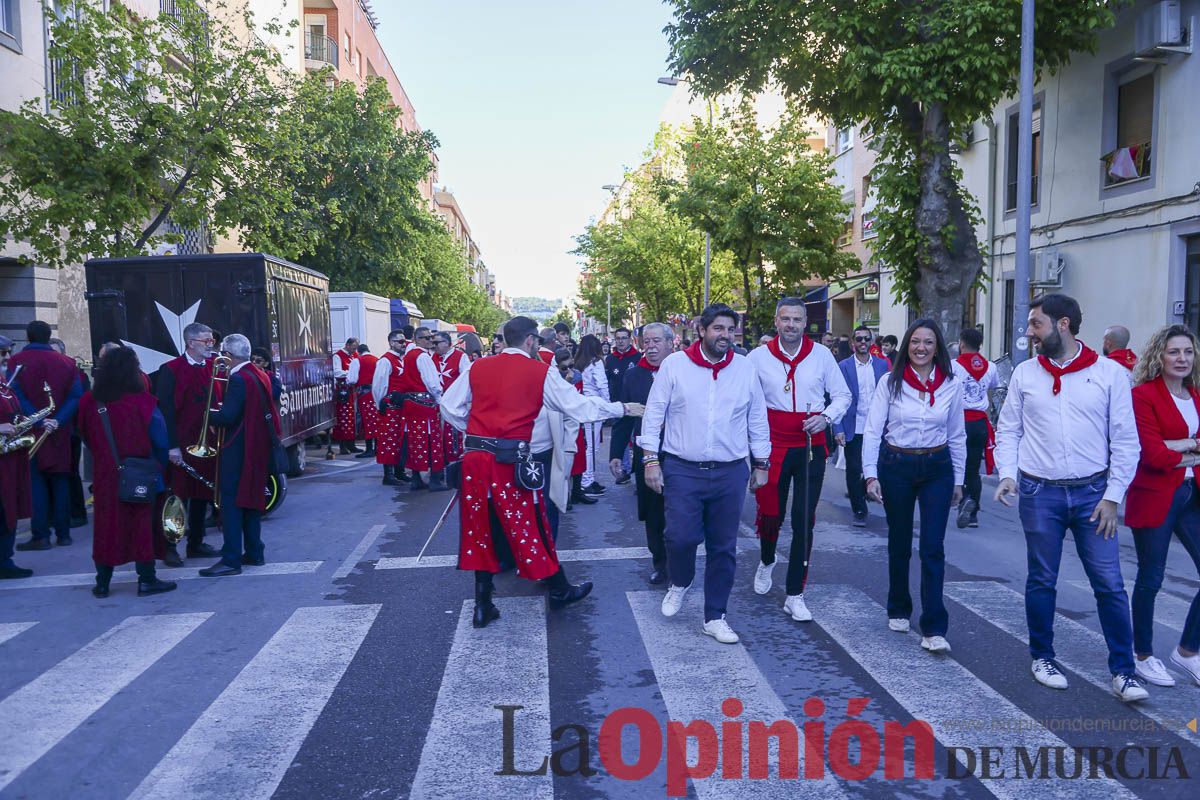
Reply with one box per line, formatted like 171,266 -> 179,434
1,442 -> 1198,799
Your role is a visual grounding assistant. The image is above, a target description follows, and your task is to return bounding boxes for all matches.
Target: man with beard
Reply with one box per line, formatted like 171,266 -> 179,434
372,329 -> 410,486
995,294 -> 1146,703
834,325 -> 890,527
609,322 -> 674,584
747,298 -> 851,621
641,304 -> 770,644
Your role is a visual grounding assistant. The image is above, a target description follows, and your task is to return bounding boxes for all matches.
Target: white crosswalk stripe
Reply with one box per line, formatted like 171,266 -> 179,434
0,621 -> 36,646
410,597 -> 551,799
813,585 -> 1137,800
1066,579 -> 1195,633
944,581 -> 1200,746
0,612 -> 211,791
128,604 -> 380,800
0,560 -> 323,590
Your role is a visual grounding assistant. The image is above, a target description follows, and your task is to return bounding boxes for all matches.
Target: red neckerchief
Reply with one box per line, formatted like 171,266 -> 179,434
955,353 -> 989,382
903,365 -> 946,406
1106,349 -> 1138,370
637,355 -> 659,373
1038,344 -> 1099,395
766,335 -> 814,389
614,347 -> 640,361
684,341 -> 734,380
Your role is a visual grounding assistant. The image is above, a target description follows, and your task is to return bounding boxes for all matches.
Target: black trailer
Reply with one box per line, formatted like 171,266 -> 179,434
84,253 -> 334,492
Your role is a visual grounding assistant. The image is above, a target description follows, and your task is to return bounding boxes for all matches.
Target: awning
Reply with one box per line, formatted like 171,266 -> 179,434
826,276 -> 873,300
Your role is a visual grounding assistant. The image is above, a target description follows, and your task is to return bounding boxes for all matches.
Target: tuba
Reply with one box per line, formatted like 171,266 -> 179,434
161,495 -> 188,545
0,380 -> 56,455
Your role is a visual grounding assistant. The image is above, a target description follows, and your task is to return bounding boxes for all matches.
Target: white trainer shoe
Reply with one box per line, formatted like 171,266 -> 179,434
753,561 -> 774,595
661,582 -> 691,617
1111,673 -> 1150,703
1170,649 -> 1200,686
1031,658 -> 1068,690
1134,656 -> 1177,687
888,618 -> 910,633
920,635 -> 951,653
783,594 -> 813,622
702,616 -> 739,644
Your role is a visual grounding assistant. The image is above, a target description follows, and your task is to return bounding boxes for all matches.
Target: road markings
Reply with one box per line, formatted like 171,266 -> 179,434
0,622 -> 36,647
814,585 -> 1136,799
1066,579 -> 1194,633
628,591 -> 846,796
0,561 -> 323,591
944,581 -> 1200,747
333,524 -> 388,580
410,598 -> 551,800
129,604 -> 380,800
0,613 -> 211,791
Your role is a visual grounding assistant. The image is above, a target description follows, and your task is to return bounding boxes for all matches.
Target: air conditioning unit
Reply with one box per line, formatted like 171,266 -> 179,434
1136,1 -> 1192,56
1031,249 -> 1065,287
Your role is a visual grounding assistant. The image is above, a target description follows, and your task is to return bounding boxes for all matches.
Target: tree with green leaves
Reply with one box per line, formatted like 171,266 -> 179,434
662,101 -> 857,333
667,0 -> 1112,340
0,0 -> 290,266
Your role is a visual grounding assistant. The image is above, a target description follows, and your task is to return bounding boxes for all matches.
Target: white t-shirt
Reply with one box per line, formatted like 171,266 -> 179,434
1173,393 -> 1199,479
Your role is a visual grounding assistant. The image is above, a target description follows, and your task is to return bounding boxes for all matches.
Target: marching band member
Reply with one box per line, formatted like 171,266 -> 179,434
395,327 -> 448,492
994,294 -> 1147,702
156,322 -> 223,565
440,316 -> 642,628
951,327 -> 998,529
0,335 -> 33,579
864,319 -> 965,655
641,304 -> 770,644
432,332 -> 466,469
348,344 -> 379,459
372,329 -> 409,486
332,337 -> 360,454
747,298 -> 850,622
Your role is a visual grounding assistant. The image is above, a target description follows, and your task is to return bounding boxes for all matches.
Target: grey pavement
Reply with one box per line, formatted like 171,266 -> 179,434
1,445 -> 1198,799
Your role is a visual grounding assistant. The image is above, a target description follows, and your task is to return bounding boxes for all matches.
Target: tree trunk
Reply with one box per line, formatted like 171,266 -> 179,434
912,102 -> 983,344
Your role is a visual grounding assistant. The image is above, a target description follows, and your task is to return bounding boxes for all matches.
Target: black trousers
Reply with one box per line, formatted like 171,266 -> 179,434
843,434 -> 868,516
68,435 -> 86,522
964,418 -> 988,507
634,467 -> 667,571
761,446 -> 827,596
186,498 -> 210,548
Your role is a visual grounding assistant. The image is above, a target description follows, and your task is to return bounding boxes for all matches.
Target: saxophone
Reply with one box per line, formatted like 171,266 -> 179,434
0,381 -> 56,455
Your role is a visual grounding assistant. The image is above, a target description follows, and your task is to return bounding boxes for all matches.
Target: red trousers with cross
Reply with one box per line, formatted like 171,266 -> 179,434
403,402 -> 445,472
457,451 -> 558,580
332,384 -> 357,442
376,405 -> 405,466
357,388 -> 381,439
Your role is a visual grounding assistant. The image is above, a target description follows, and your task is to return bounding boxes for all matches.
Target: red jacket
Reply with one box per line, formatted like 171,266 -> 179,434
1127,376 -> 1200,529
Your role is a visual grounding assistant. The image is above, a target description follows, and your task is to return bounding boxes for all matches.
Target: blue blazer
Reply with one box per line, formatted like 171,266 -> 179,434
834,355 -> 891,440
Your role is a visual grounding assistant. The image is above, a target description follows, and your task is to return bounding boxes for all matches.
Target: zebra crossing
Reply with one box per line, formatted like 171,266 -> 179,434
1,577 -> 1197,798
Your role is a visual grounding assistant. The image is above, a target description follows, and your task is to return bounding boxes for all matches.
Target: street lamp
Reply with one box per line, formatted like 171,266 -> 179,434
1011,0 -> 1035,363
659,75 -> 713,308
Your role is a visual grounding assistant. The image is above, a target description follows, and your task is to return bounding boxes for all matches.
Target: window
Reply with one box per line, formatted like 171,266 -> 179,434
1005,104 -> 1041,212
835,127 -> 852,153
963,289 -> 978,332
1186,237 -> 1200,336
1002,279 -> 1015,356
344,32 -> 351,59
1103,71 -> 1154,187
355,48 -> 362,77
1,0 -> 21,53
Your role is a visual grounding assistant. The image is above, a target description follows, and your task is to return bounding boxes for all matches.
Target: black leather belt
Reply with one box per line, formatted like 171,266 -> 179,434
662,452 -> 744,470
1019,469 -> 1108,487
885,442 -> 948,456
464,435 -> 530,453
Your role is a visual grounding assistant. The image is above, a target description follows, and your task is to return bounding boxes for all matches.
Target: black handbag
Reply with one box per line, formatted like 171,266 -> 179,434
247,376 -> 288,475
97,405 -> 160,504
514,457 -> 546,492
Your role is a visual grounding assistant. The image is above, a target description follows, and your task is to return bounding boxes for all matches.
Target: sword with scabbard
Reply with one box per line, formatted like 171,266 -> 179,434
416,461 -> 462,562
800,403 -> 813,574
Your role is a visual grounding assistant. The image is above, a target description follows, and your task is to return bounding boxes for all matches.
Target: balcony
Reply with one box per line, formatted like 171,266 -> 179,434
1102,142 -> 1152,187
304,32 -> 338,69
46,45 -> 80,109
160,0 -> 208,29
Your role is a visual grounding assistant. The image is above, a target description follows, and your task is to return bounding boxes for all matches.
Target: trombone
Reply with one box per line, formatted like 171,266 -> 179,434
186,355 -> 231,510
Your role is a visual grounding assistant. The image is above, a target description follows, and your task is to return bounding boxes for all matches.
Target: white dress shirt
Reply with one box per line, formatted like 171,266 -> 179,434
746,340 -> 851,422
346,358 -> 360,384
854,355 -> 880,432
639,349 -> 771,463
1174,393 -> 1199,480
862,370 -> 967,484
950,358 -> 998,413
440,348 -> 624,439
370,348 -> 407,406
332,350 -> 351,380
994,345 -> 1139,504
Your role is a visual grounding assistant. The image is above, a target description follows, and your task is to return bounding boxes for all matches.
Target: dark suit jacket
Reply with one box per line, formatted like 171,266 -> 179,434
610,364 -> 657,469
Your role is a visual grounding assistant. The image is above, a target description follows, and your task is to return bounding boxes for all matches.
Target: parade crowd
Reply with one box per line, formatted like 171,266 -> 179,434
3,294 -> 1200,707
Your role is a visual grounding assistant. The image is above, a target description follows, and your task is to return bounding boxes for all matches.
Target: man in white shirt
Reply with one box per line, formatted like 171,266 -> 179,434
640,304 -> 771,644
834,325 -> 891,527
746,298 -> 851,622
951,327 -> 998,528
994,293 -> 1147,703
331,338 -> 360,455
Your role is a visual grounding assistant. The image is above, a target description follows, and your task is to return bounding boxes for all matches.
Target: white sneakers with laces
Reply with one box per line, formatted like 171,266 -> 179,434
783,594 -> 812,622
1135,656 -> 1176,687
1111,673 -> 1150,703
888,618 -> 910,633
921,635 -> 951,653
660,583 -> 691,617
753,561 -> 774,595
1031,658 -> 1068,690
1170,649 -> 1200,685
702,616 -> 739,644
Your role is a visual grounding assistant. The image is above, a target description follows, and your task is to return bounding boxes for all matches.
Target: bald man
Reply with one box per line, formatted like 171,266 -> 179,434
1102,325 -> 1138,374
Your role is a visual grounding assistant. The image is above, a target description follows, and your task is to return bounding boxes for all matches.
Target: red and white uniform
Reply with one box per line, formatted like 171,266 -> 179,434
441,349 -> 625,579
434,348 -> 467,462
348,353 -> 380,440
372,349 -> 407,466
537,347 -> 556,365
396,345 -> 444,471
332,348 -> 357,442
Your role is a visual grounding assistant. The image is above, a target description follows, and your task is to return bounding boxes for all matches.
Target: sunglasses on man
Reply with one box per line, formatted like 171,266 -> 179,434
854,336 -> 872,342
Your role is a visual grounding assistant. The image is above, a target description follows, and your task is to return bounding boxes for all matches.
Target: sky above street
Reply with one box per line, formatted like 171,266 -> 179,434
377,0 -> 678,303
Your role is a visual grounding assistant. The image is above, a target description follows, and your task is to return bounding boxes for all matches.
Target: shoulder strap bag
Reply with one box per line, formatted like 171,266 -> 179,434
97,404 -> 160,504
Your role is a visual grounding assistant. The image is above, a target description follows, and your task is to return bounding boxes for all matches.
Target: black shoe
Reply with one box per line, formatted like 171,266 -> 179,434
409,473 -> 428,491
968,513 -> 979,529
338,442 -> 354,455
0,565 -> 34,579
355,446 -> 375,459
648,568 -> 668,585
957,498 -> 978,529
428,473 -> 451,492
186,542 -> 221,558
56,535 -> 73,546
347,442 -> 363,453
198,562 -> 242,577
16,538 -> 52,551
92,584 -> 110,598
382,466 -> 402,486
162,547 -> 184,568
616,471 -> 632,485
853,511 -> 867,528
582,482 -> 605,496
240,555 -> 266,566
570,489 -> 597,505
137,578 -> 178,596
472,581 -> 500,628
549,580 -> 594,609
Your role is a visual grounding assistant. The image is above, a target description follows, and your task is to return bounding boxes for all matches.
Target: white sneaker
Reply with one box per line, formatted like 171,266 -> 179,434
661,583 -> 691,617
1135,656 -> 1177,687
1031,658 -> 1068,690
1111,673 -> 1150,703
888,618 -> 910,633
783,594 -> 812,622
1169,650 -> 1200,686
921,635 -> 952,653
702,616 -> 739,644
753,561 -> 774,595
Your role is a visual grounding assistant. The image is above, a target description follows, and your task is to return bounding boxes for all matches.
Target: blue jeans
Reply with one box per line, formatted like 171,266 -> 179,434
662,457 -> 748,622
879,447 -> 953,636
1019,474 -> 1135,676
1132,480 -> 1200,655
219,490 -> 263,568
30,468 -> 70,541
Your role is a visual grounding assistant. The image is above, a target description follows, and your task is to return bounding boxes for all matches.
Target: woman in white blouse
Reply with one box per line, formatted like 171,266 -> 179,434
577,334 -> 609,495
864,319 -> 967,654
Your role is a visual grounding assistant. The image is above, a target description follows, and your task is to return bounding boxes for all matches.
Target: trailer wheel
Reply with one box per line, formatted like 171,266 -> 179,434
264,473 -> 287,517
285,443 -> 306,477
